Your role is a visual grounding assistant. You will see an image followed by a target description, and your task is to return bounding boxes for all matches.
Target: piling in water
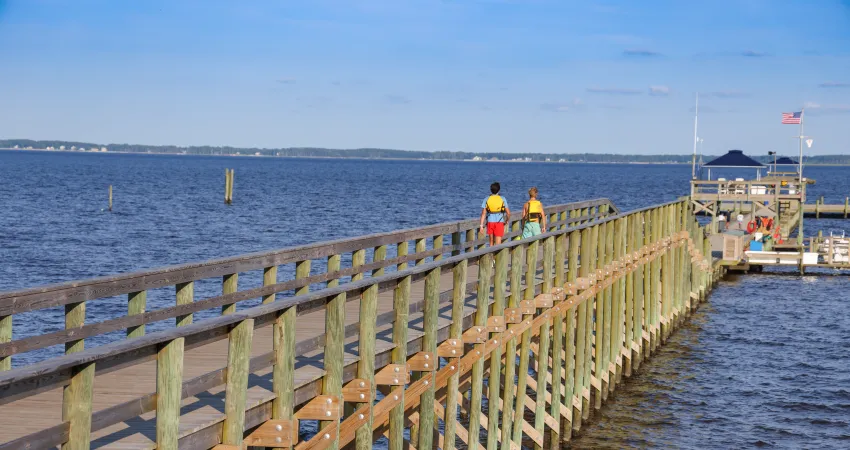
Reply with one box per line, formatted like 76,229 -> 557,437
108,185 -> 113,211
224,169 -> 234,204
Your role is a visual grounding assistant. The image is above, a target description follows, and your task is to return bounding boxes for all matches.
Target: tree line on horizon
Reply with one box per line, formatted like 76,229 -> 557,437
3,139 -> 850,164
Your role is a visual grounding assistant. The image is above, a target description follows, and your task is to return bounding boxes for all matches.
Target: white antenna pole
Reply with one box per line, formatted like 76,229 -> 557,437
798,107 -> 805,181
692,92 -> 699,179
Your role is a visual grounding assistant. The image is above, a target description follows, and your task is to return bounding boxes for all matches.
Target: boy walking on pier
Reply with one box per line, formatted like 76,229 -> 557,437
480,182 -> 511,246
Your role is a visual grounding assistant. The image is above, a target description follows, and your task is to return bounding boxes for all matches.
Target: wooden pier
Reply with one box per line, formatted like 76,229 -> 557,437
0,197 -> 720,449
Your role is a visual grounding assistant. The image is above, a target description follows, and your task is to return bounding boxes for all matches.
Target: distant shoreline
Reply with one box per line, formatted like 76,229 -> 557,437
0,148 -> 698,164
3,145 -> 850,166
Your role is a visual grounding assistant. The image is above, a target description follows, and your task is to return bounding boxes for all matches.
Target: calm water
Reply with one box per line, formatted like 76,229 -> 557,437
2,150 -> 850,448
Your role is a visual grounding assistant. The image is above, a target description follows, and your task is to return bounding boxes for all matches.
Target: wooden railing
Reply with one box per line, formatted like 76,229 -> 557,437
0,198 -> 719,450
691,179 -> 804,201
0,199 -> 616,369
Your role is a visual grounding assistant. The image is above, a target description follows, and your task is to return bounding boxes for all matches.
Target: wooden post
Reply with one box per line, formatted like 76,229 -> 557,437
408,238 -> 426,444
228,169 -> 235,204
444,259 -> 468,450
582,224 -> 598,419
222,319 -> 254,446
355,282 -> 379,450
534,237 -> 555,449
156,337 -> 185,449
61,362 -> 95,450
632,212 -> 645,371
845,197 -> 849,219
593,220 -> 608,408
388,242 -> 410,450
224,168 -> 231,204
487,249 -> 508,450
176,282 -> 194,326
501,244 -> 523,445
373,245 -> 387,276
533,312 -> 552,450
610,218 -> 624,388
451,231 -> 462,257
221,273 -> 238,315
569,227 -> 584,435
512,243 -> 534,446
467,253 -> 492,450
127,291 -> 147,338
62,300 -> 93,450
271,306 -> 296,450
415,268 -> 441,450
322,255 -> 344,450
262,266 -> 278,305
433,234 -> 444,261
65,302 -> 86,354
295,260 -> 311,296
0,314 -> 10,370
108,185 -> 112,211
352,248 -> 366,282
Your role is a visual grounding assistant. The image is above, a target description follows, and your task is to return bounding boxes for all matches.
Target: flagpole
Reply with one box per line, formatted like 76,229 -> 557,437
797,107 -> 805,248
798,107 -> 805,181
692,93 -> 699,179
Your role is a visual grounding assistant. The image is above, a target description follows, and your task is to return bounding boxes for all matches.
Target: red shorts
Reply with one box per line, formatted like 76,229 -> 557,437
486,222 -> 505,237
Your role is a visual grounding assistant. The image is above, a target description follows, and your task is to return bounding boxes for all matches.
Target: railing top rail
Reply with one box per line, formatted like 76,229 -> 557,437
0,197 -> 681,401
0,198 -> 616,315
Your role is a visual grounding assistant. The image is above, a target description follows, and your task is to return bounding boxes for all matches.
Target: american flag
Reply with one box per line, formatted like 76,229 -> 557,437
782,111 -> 802,124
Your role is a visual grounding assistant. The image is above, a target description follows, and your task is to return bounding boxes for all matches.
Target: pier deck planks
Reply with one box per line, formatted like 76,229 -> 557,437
0,262 -> 498,448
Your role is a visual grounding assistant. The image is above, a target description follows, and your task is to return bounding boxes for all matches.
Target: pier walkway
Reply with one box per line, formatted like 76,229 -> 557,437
0,197 -> 719,450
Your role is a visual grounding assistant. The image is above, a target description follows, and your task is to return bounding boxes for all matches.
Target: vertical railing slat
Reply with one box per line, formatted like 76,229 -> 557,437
156,337 -> 184,449
0,314 -> 10,370
262,266 -> 277,305
354,281 -> 378,450
486,248 -> 509,450
127,291 -> 146,338
222,319 -> 254,446
467,253 -> 492,449
443,259 -> 468,450
176,282 -> 195,326
415,267 -> 441,449
322,254 -> 344,450
389,242 -> 410,450
221,273 -> 238,315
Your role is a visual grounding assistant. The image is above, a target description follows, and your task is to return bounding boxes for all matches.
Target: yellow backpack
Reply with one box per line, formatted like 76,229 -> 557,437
485,195 -> 506,222
527,200 -> 543,222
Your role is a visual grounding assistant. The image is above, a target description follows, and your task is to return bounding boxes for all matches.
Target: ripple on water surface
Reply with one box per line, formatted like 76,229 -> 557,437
571,274 -> 850,449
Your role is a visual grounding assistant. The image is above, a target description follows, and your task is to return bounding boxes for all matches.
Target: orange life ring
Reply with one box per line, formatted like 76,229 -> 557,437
746,221 -> 757,233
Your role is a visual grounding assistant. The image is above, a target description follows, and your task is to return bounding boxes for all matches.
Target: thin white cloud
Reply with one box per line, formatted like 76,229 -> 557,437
623,49 -> 662,57
703,90 -> 749,99
649,86 -> 670,96
276,78 -> 297,84
586,87 -> 643,95
741,50 -> 770,57
540,98 -> 584,112
818,81 -> 850,88
804,102 -> 850,114
384,94 -> 412,105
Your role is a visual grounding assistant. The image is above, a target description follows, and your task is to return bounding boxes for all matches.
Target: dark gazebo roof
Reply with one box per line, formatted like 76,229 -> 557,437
703,150 -> 765,168
774,157 -> 798,165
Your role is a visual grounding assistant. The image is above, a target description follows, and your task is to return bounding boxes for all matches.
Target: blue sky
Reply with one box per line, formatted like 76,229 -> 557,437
1,0 -> 849,155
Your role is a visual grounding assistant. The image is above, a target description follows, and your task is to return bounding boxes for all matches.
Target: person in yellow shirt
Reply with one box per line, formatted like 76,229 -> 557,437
521,187 -> 547,238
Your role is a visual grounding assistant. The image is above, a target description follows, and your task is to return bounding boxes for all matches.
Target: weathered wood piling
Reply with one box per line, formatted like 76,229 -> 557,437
224,168 -> 234,204
0,197 -> 721,449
